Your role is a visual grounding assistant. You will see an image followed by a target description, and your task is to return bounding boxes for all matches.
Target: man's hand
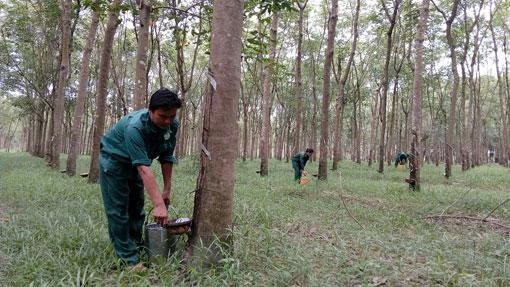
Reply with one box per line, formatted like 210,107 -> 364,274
153,204 -> 168,225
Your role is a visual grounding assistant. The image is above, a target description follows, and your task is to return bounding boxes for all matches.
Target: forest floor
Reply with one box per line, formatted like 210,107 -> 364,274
1,152 -> 509,286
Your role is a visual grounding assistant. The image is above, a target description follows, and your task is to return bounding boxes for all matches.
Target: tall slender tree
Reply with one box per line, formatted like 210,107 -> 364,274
408,0 -> 430,190
293,0 -> 308,155
378,0 -> 401,174
133,0 -> 151,110
260,11 -> 278,176
50,0 -> 73,169
188,0 -> 243,264
489,6 -> 509,167
318,0 -> 338,180
66,8 -> 100,176
433,0 -> 460,178
332,0 -> 360,170
88,0 -> 123,183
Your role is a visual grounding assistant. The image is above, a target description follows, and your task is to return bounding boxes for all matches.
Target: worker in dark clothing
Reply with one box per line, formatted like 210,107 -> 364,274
99,88 -> 181,270
394,152 -> 408,167
291,148 -> 314,182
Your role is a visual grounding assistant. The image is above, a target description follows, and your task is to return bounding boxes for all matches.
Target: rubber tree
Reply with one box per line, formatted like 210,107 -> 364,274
66,5 -> 100,176
133,0 -> 151,110
318,0 -> 338,180
259,11 -> 278,177
292,0 -> 308,155
49,0 -> 73,169
187,0 -> 243,265
377,0 -> 401,174
432,0 -> 460,179
408,0 -> 430,190
88,0 -> 123,183
332,0 -> 360,170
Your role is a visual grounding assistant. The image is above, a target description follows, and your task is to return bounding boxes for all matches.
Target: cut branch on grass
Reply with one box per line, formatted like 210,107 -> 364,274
439,187 -> 473,216
482,198 -> 510,221
424,214 -> 510,231
339,191 -> 366,230
338,173 -> 365,230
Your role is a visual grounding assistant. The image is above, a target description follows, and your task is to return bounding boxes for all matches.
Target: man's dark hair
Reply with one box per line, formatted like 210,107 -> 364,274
306,148 -> 314,153
149,88 -> 182,111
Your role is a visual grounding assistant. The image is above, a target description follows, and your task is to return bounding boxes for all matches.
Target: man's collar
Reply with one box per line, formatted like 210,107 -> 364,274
145,110 -> 168,134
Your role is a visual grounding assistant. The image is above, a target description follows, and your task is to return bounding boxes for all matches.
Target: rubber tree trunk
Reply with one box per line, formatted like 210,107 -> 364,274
318,0 -> 338,180
332,0 -> 360,170
187,0 -> 243,265
50,0 -> 72,169
66,10 -> 99,176
134,0 -> 151,110
259,12 -> 278,176
408,0 -> 430,190
490,19 -> 509,167
293,0 -> 308,155
378,0 -> 400,174
88,0 -> 122,183
442,0 -> 461,178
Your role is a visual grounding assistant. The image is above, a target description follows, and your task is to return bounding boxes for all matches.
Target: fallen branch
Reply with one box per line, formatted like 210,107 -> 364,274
338,172 -> 365,230
424,214 -> 510,230
440,187 -> 473,216
340,191 -> 366,230
483,198 -> 510,221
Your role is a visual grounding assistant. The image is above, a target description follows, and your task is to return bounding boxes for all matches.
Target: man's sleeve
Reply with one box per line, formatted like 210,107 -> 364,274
124,126 -> 151,166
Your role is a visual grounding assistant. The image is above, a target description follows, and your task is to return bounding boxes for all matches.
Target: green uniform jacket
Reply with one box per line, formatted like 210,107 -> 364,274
100,108 -> 179,168
292,151 -> 309,171
292,152 -> 310,181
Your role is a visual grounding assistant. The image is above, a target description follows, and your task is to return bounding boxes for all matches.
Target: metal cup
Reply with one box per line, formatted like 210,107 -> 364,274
144,223 -> 177,263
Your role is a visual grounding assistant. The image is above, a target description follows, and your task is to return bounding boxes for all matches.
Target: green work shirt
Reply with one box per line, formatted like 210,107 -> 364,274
292,151 -> 309,171
100,108 -> 179,166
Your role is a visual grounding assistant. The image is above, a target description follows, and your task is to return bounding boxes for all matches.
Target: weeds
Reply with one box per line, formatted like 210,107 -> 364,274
1,152 -> 509,286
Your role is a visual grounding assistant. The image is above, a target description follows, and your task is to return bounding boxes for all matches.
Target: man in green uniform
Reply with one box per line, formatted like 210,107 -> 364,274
99,88 -> 181,269
291,148 -> 314,182
394,152 -> 408,167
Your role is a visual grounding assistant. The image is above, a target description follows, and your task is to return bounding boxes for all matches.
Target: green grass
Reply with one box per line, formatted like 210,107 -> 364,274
1,152 -> 510,286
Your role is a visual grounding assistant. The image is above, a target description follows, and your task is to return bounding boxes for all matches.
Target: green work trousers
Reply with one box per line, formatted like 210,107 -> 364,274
292,161 -> 301,182
99,152 -> 145,266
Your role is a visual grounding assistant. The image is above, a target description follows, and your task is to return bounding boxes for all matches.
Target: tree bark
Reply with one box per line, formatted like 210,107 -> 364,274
188,0 -> 243,265
378,0 -> 401,174
88,0 -> 122,183
318,0 -> 338,180
293,0 -> 308,155
408,0 -> 430,191
50,0 -> 73,169
490,25 -> 509,166
368,86 -> 381,167
66,9 -> 99,176
332,0 -> 360,170
436,0 -> 460,179
134,0 -> 151,110
259,12 -> 278,176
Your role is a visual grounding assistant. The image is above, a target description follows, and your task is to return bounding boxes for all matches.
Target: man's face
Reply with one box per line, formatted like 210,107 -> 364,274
149,107 -> 178,129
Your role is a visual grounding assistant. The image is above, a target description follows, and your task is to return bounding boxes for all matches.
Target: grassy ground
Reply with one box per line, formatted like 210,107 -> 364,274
0,152 -> 509,286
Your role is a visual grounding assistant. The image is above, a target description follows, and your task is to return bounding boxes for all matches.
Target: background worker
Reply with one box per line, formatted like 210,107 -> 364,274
394,151 -> 408,167
291,148 -> 314,183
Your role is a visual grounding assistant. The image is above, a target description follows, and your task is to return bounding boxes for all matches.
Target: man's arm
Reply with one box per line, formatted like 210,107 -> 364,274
137,165 -> 168,225
161,163 -> 173,207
